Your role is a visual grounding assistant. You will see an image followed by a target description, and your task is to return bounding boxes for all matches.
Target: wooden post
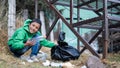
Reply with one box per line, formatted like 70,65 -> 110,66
103,0 -> 109,59
70,0 -> 73,25
77,0 -> 80,51
8,0 -> 16,39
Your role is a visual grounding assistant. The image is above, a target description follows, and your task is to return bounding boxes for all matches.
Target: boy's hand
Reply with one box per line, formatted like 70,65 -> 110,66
24,39 -> 35,46
43,35 -> 46,38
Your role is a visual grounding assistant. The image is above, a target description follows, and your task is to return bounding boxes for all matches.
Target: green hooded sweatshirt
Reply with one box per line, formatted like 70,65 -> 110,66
7,19 -> 55,50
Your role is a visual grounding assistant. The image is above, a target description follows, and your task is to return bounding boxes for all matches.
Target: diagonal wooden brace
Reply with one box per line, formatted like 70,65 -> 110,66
44,0 -> 100,58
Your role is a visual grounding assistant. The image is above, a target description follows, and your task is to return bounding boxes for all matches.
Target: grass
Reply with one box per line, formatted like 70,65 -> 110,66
0,45 -> 120,68
107,53 -> 120,62
0,48 -> 58,68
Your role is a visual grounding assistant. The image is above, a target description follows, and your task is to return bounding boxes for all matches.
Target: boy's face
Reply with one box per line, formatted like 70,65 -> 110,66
29,22 -> 40,33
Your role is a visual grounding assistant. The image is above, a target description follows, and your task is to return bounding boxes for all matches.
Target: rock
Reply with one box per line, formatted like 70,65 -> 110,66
86,55 -> 106,68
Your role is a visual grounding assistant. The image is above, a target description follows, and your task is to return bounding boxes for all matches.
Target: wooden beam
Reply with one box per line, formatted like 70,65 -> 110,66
46,16 -> 59,39
80,28 -> 103,54
50,0 -> 59,4
80,0 -> 102,16
73,16 -> 103,27
77,0 -> 96,8
96,3 -> 120,12
55,1 -> 97,11
108,0 -> 120,4
108,11 -> 120,15
108,15 -> 120,21
81,0 -> 92,8
66,18 -> 82,20
78,24 -> 101,29
78,24 -> 120,32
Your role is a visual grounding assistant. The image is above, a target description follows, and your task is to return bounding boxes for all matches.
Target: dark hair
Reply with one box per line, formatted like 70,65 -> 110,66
31,18 -> 42,26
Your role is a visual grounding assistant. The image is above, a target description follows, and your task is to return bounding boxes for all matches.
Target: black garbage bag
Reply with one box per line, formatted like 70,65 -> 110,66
51,31 -> 80,62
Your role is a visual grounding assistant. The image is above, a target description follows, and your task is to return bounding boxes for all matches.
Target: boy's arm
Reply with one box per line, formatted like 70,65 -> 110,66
11,31 -> 26,50
40,39 -> 55,48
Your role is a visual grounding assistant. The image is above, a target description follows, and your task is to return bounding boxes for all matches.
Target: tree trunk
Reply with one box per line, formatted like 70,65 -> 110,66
40,11 -> 46,36
35,0 -> 38,18
8,0 -> 16,39
49,19 -> 54,42
23,9 -> 28,21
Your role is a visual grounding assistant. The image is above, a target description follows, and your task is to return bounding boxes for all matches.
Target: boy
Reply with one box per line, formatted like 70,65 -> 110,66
7,19 -> 55,62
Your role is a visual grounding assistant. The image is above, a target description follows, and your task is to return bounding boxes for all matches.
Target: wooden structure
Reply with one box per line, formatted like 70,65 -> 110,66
44,0 -> 120,59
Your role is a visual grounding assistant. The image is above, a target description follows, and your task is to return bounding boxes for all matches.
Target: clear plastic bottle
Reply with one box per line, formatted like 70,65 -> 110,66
37,51 -> 47,62
30,36 -> 44,43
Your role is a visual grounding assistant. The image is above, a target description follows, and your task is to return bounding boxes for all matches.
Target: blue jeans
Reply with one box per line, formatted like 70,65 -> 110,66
9,34 -> 42,57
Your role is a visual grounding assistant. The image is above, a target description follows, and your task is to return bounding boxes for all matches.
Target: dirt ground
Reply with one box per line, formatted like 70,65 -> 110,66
0,47 -> 120,68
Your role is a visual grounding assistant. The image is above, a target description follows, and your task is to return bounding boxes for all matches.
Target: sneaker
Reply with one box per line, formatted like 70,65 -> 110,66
26,56 -> 39,63
26,57 -> 34,63
19,55 -> 27,61
30,55 -> 39,62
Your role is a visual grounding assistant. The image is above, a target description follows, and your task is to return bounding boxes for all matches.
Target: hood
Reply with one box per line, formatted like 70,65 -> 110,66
23,19 -> 32,32
24,19 -> 32,26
